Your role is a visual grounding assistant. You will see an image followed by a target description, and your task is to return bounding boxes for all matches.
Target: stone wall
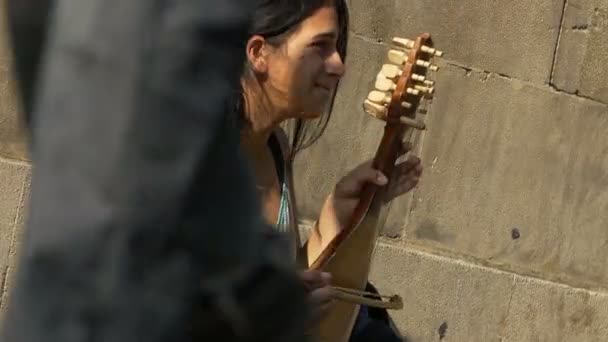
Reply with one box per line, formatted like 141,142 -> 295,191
0,1 -> 31,324
293,0 -> 608,340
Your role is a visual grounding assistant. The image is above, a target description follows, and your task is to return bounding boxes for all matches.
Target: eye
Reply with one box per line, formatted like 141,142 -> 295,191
310,39 -> 335,56
311,40 -> 329,48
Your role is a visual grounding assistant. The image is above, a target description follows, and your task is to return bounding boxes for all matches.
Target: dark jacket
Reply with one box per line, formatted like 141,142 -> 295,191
1,1 -> 310,341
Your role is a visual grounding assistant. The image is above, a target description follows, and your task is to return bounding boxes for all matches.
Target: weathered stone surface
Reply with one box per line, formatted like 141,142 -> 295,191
0,5 -> 28,161
553,0 -> 608,103
369,244 -> 608,342
0,167 -> 29,316
294,35 -> 608,288
501,277 -> 608,341
368,244 -> 514,342
346,0 -> 563,84
407,61 -> 608,287
0,159 -> 28,312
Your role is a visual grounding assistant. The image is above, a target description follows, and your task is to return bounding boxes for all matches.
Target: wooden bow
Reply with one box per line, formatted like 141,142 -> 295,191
309,33 -> 443,342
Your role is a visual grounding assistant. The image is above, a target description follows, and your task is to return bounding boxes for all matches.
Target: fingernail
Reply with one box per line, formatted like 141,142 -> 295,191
377,172 -> 388,184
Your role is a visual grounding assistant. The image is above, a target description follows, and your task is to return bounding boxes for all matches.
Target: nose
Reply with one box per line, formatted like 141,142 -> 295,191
326,50 -> 345,78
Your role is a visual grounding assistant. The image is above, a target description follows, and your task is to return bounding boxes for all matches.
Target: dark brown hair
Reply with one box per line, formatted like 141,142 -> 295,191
235,0 -> 349,159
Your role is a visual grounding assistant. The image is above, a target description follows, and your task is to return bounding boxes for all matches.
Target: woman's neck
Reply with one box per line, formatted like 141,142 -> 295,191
240,84 -> 285,157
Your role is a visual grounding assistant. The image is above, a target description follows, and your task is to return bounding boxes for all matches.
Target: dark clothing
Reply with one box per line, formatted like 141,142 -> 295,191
350,284 -> 403,342
2,1 -> 310,342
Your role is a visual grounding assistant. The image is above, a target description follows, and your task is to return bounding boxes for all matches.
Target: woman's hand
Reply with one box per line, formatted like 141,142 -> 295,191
318,142 -> 422,240
306,142 -> 422,265
299,270 -> 334,325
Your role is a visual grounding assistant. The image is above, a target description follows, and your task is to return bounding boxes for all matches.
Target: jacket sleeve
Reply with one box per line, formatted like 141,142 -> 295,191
1,1 -> 311,341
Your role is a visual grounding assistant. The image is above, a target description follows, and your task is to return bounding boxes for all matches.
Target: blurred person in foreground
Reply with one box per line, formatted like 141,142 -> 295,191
1,0 -> 313,341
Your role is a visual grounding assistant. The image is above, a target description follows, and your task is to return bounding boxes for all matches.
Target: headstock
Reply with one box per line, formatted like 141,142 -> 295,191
363,34 -> 442,131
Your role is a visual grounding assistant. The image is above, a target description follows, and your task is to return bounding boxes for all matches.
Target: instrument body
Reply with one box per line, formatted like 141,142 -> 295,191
310,33 -> 442,342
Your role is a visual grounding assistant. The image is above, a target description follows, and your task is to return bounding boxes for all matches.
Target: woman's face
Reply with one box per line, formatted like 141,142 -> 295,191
253,6 -> 345,120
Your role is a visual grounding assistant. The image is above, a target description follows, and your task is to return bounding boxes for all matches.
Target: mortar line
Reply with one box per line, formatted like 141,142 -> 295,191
378,240 -> 608,295
550,0 -> 569,85
350,30 -> 384,46
298,219 -> 608,293
0,155 -> 31,166
351,27 -> 608,107
0,167 -> 29,305
298,218 -> 608,296
498,275 -> 517,341
443,59 -> 608,107
0,266 -> 8,309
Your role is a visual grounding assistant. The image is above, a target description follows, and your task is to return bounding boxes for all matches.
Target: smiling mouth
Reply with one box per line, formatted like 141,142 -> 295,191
315,84 -> 333,92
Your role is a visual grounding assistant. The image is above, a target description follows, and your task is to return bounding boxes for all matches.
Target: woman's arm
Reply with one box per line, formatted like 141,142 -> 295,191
306,193 -> 341,267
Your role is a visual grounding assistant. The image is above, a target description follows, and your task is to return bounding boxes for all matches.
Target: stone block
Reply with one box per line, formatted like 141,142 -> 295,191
368,244 -> 514,341
407,61 -> 608,287
0,159 -> 28,312
346,0 -> 563,84
369,244 -> 608,341
0,6 -> 28,161
501,277 -> 608,341
552,0 -> 608,103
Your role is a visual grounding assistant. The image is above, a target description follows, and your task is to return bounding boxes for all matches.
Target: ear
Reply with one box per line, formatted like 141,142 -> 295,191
246,35 -> 268,73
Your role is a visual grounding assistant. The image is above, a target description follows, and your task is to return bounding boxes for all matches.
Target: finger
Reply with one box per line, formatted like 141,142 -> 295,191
393,156 -> 421,177
300,270 -> 332,290
390,164 -> 423,188
385,176 -> 420,201
399,141 -> 414,156
309,287 -> 334,307
300,270 -> 321,290
335,164 -> 388,197
415,162 -> 423,176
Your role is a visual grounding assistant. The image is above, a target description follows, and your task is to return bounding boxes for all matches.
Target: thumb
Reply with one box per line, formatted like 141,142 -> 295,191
336,164 -> 388,197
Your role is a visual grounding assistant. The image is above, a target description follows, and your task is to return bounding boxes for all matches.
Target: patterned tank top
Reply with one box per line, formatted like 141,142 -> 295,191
267,132 -> 294,242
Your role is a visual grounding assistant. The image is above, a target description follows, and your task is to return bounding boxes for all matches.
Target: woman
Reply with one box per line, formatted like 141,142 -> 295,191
235,0 -> 422,340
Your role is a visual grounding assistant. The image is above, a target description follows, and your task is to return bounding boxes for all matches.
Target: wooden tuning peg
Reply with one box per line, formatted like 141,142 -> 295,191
387,51 -> 439,71
411,73 -> 427,82
392,37 -> 443,57
375,78 -> 420,96
388,50 -> 407,65
381,64 -> 402,78
416,60 -> 440,71
375,77 -> 395,92
367,90 -> 412,109
414,85 -> 434,95
363,99 -> 387,118
363,100 -> 425,130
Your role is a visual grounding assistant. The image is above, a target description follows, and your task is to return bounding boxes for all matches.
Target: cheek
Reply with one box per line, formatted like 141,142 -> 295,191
267,62 -> 291,94
293,57 -> 323,92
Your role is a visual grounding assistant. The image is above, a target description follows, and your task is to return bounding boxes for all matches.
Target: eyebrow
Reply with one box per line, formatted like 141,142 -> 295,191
313,31 -> 337,40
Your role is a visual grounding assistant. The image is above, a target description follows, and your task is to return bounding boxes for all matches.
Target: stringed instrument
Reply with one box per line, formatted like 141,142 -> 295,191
309,33 -> 443,342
